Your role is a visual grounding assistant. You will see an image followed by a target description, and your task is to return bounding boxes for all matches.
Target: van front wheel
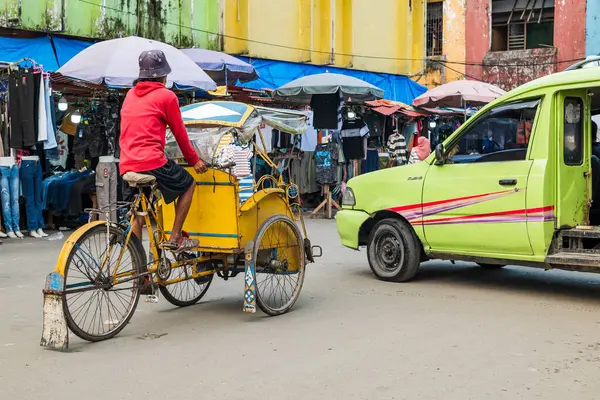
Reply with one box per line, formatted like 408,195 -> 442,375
367,218 -> 420,282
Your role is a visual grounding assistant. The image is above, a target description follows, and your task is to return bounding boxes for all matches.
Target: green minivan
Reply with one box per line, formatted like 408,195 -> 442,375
336,68 -> 600,281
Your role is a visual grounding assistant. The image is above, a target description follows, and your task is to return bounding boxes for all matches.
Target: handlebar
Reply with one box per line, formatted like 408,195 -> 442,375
206,162 -> 236,170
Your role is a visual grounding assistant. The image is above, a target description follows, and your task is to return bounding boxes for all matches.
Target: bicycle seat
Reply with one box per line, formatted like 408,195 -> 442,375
123,172 -> 156,187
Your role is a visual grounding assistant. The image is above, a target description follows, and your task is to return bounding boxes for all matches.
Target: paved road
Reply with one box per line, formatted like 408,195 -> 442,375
1,219 -> 600,399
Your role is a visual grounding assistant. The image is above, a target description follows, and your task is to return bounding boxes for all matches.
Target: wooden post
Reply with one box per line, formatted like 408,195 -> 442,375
327,186 -> 332,219
312,183 -> 340,219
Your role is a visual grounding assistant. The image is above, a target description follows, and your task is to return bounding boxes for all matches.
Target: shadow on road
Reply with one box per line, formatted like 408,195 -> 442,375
355,261 -> 600,304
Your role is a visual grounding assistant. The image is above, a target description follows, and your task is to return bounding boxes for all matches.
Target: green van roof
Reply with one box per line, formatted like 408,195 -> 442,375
506,68 -> 600,99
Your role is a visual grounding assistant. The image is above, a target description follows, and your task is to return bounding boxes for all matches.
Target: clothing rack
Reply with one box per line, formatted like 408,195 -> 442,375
311,183 -> 340,219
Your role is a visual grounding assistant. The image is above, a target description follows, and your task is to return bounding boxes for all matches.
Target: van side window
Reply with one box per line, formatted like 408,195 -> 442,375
564,97 -> 584,166
448,99 -> 540,163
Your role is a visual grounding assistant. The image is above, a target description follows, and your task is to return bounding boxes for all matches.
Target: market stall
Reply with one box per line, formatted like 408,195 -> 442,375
0,36 -> 217,242
273,72 -> 385,218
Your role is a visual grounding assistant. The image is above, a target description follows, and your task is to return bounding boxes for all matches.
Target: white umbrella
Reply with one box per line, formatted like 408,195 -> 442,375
57,36 -> 217,91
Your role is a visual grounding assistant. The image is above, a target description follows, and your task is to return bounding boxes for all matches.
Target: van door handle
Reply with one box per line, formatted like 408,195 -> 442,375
499,179 -> 517,186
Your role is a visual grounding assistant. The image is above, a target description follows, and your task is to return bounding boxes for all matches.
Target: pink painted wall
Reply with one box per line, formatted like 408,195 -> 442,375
466,0 -> 586,87
465,0 -> 490,80
554,0 -> 587,71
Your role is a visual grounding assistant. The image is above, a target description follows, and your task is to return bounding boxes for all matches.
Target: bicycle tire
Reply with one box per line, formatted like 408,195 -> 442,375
254,215 -> 306,316
62,224 -> 145,342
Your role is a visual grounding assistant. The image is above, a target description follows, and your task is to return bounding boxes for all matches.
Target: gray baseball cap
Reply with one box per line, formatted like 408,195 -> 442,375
138,50 -> 172,79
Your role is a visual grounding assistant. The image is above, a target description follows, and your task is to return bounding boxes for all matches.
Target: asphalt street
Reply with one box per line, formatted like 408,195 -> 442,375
1,219 -> 600,399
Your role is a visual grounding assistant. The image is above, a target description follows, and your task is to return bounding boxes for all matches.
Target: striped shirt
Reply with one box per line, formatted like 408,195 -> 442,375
387,133 -> 407,164
218,144 -> 252,177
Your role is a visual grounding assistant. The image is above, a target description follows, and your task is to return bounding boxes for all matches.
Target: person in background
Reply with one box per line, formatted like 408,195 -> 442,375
120,50 -> 207,252
408,136 -> 431,164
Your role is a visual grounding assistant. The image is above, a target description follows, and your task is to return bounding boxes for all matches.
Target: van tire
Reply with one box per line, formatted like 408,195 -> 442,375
477,263 -> 505,269
367,218 -> 420,282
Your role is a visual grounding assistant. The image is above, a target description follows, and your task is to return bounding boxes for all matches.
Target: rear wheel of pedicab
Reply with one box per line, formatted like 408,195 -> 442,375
62,225 -> 145,342
254,215 -> 305,316
158,251 -> 214,307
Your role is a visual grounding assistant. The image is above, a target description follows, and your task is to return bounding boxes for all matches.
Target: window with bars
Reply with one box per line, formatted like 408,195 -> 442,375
491,0 -> 554,51
427,2 -> 443,57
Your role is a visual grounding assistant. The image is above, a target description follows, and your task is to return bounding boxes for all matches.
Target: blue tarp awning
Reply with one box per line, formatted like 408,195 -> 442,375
52,36 -> 95,67
0,35 -> 94,72
236,56 -> 427,104
0,36 -> 59,71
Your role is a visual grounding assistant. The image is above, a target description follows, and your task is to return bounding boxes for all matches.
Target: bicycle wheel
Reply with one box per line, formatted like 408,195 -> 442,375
62,224 -> 144,342
159,252 -> 214,307
254,215 -> 305,316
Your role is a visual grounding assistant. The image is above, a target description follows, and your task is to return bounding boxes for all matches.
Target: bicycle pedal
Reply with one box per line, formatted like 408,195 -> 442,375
145,295 -> 159,303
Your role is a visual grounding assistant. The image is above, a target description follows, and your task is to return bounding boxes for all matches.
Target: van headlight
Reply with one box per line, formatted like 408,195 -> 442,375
342,187 -> 356,207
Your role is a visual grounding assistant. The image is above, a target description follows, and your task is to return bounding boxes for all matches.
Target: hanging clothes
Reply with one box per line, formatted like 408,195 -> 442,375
291,151 -> 318,194
9,69 -> 37,148
217,144 -> 252,177
0,102 -> 8,156
311,93 -> 340,129
315,142 -> 340,184
408,137 -> 431,164
20,157 -> 45,231
0,163 -> 20,234
364,113 -> 382,137
43,77 -> 57,150
341,122 -> 369,161
238,175 -> 255,204
49,130 -> 69,169
387,132 -> 408,165
37,75 -> 47,142
361,149 -> 379,174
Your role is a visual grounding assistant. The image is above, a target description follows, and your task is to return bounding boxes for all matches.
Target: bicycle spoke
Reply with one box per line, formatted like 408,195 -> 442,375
63,225 -> 141,341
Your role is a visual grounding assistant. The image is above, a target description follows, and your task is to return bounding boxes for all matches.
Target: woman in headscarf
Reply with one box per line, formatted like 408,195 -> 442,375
408,136 -> 431,164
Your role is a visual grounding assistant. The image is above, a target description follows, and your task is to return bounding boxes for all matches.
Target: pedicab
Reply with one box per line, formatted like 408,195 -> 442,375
41,101 -> 321,350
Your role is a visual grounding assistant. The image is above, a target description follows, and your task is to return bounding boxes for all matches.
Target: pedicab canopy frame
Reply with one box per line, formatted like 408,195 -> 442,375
165,101 -> 309,166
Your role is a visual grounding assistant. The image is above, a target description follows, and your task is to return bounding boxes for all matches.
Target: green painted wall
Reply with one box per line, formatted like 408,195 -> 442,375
0,0 -> 221,49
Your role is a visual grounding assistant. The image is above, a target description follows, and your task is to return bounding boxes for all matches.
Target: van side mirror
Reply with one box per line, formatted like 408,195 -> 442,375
435,143 -> 447,165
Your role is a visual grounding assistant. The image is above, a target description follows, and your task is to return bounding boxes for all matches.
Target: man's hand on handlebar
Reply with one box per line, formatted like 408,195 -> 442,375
193,159 -> 208,174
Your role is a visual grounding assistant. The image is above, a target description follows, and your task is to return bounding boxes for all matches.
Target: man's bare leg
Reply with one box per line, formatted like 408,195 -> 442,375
170,182 -> 195,243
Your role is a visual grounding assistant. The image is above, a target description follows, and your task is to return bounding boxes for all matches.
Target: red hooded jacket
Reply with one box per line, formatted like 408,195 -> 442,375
119,82 -> 200,174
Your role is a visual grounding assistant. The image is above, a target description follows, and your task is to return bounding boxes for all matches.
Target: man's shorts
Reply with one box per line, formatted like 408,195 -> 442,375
123,160 -> 195,204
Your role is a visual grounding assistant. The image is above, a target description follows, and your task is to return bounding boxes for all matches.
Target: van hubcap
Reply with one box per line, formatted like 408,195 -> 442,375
376,232 -> 404,271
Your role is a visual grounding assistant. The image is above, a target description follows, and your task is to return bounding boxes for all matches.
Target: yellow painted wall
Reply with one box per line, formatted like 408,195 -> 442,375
442,0 -> 466,82
222,0 -> 464,83
421,0 -> 466,87
311,0 -> 333,65
223,0 -> 249,55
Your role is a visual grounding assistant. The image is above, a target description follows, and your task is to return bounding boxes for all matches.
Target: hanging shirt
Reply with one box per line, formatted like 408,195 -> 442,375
43,78 -> 57,150
311,93 -> 339,129
315,142 -> 339,184
218,144 -> 253,178
387,133 -> 407,164
37,74 -> 48,142
409,148 -> 421,164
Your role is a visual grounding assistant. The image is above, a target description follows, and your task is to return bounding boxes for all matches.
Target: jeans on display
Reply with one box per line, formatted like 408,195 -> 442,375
20,159 -> 45,231
0,165 -> 20,232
